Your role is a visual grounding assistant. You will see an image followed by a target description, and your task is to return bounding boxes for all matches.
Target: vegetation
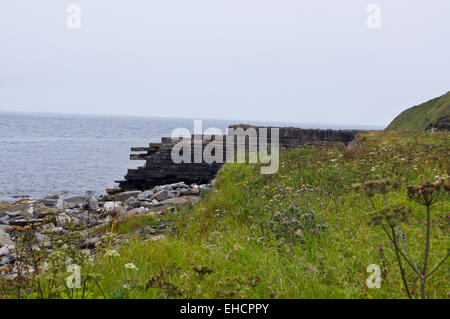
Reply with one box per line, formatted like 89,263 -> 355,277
386,91 -> 450,131
1,130 -> 449,299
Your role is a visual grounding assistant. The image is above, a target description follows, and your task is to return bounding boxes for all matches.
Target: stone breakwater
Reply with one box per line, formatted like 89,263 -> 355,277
0,182 -> 211,277
115,124 -> 360,192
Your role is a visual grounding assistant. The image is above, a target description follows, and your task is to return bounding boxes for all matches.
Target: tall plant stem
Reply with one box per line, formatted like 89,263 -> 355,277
420,204 -> 432,299
391,227 -> 412,299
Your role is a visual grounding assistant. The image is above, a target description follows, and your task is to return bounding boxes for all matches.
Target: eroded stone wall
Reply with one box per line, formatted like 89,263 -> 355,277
113,125 -> 361,192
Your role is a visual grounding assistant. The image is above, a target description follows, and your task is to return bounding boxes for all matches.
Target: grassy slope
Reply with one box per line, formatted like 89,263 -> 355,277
82,131 -> 449,299
386,92 -> 450,131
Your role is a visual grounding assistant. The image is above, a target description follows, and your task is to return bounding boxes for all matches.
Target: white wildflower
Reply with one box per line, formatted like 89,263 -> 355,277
105,249 -> 120,257
124,263 -> 138,271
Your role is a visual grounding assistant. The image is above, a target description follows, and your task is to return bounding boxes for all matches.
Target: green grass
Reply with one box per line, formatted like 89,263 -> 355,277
4,131 -> 448,299
386,91 -> 450,131
114,215 -> 160,234
78,130 -> 449,299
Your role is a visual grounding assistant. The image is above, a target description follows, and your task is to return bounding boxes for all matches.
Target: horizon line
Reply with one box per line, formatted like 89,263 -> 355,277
0,109 -> 385,130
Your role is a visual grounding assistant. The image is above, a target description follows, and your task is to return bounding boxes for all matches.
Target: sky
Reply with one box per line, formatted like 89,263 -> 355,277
0,1 -> 449,127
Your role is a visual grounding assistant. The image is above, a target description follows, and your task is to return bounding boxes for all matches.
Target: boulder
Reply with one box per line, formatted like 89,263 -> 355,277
56,213 -> 72,227
167,191 -> 177,199
35,232 -> 51,248
41,199 -> 57,207
0,227 -> 13,247
0,215 -> 10,225
9,219 -> 43,227
151,199 -> 160,206
44,194 -> 60,200
137,190 -> 154,200
125,197 -> 137,207
56,199 -> 65,213
116,191 -> 141,202
152,190 -> 168,202
88,197 -> 99,211
103,201 -> 123,212
160,197 -> 188,206
6,211 -> 22,218
80,237 -> 100,249
169,182 -> 189,189
0,246 -> 9,257
64,196 -> 86,206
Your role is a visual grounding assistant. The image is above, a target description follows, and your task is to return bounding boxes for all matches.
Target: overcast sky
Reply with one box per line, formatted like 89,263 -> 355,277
0,1 -> 449,127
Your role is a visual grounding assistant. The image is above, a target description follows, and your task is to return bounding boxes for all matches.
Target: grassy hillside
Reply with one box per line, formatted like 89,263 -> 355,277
386,92 -> 450,131
5,131 -> 448,299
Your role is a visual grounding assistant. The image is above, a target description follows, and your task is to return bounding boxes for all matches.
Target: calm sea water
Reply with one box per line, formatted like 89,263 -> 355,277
0,112 -> 381,201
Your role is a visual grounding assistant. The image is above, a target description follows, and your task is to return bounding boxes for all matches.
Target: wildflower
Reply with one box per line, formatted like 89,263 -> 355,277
295,229 -> 304,237
105,249 -> 120,257
125,263 -> 138,271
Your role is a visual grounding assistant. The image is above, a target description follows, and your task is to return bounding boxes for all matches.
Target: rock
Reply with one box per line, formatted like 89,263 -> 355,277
0,227 -> 13,247
151,234 -> 166,241
35,233 -> 51,248
179,186 -> 200,196
41,199 -> 57,207
80,237 -> 100,249
125,197 -> 137,207
140,201 -> 154,208
170,182 -> 189,189
36,209 -> 58,219
88,197 -> 99,211
6,211 -> 22,218
77,213 -> 98,227
131,200 -> 142,208
64,196 -> 85,206
9,219 -> 43,227
85,190 -> 95,198
106,188 -> 122,196
157,185 -> 173,192
199,184 -> 212,190
151,199 -> 160,206
116,191 -> 141,202
103,201 -> 123,212
160,197 -> 188,206
41,223 -> 55,232
44,194 -> 60,200
0,215 -> 10,225
167,191 -> 177,199
152,190 -> 168,202
137,190 -> 154,200
99,194 -> 112,202
347,140 -> 360,149
56,199 -> 65,213
56,213 -> 72,227
71,216 -> 81,226
0,247 -> 9,257
50,227 -> 65,235
130,207 -> 151,214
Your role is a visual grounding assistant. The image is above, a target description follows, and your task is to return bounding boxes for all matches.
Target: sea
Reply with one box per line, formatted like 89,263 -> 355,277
0,111 -> 382,202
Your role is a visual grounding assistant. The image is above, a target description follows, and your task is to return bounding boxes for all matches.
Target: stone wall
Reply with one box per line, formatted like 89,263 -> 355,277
112,125 -> 361,192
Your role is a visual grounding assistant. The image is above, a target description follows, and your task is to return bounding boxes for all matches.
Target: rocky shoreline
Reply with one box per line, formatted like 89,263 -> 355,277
0,182 -> 212,278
